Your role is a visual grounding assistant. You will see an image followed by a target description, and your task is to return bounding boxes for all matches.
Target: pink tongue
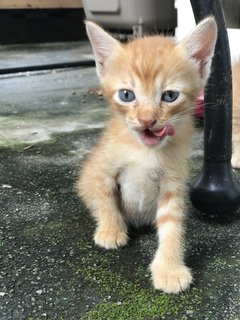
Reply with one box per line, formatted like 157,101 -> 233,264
153,125 -> 175,138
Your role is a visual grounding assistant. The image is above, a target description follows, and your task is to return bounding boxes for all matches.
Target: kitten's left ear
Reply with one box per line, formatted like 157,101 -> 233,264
85,21 -> 122,79
179,16 -> 218,83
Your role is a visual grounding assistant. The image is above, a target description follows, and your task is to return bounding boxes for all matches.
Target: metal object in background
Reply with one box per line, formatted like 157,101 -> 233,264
83,0 -> 177,34
190,0 -> 240,214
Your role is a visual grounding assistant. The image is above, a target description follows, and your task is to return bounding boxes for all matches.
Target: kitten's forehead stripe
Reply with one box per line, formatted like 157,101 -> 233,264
128,38 -> 173,88
122,37 -> 188,95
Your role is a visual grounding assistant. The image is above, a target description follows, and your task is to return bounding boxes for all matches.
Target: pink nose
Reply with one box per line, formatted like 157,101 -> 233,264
138,118 -> 156,127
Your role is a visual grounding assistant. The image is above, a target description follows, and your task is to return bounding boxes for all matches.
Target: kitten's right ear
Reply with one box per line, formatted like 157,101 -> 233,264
85,21 -> 122,78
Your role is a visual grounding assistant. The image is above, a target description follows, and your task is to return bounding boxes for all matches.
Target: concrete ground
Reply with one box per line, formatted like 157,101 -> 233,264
0,43 -> 239,320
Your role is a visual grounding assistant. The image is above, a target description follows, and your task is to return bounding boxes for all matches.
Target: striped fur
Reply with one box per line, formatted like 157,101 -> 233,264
77,18 -> 217,293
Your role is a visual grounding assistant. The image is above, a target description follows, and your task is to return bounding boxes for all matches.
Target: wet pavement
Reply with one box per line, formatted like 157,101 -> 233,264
0,42 -> 93,70
0,43 -> 239,320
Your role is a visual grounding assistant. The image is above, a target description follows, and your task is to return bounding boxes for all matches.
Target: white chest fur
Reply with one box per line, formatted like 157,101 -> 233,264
117,155 -> 163,225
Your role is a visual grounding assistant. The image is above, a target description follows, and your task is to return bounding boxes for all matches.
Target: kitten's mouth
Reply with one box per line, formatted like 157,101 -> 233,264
139,124 -> 175,146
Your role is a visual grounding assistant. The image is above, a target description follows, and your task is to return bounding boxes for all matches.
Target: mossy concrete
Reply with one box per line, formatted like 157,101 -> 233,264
0,66 -> 240,320
0,67 -> 107,147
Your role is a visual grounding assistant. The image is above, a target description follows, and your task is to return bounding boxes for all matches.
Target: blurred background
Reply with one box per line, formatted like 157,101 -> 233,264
0,0 -> 239,44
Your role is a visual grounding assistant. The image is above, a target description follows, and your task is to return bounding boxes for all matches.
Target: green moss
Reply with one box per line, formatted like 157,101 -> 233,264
211,257 -> 227,268
82,274 -> 201,320
0,135 -> 58,152
0,127 -> 100,157
0,139 -> 31,150
23,221 -> 66,238
21,219 -> 204,319
71,227 -> 205,320
80,263 -> 204,320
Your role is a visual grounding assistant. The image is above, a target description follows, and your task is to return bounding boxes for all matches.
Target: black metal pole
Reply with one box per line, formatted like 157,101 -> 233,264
189,0 -> 240,214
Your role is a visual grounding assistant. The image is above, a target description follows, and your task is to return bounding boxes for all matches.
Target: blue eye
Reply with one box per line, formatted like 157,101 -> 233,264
161,91 -> 179,103
118,89 -> 136,102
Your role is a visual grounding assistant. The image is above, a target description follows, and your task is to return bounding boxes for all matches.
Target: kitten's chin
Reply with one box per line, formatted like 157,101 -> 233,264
138,125 -> 175,147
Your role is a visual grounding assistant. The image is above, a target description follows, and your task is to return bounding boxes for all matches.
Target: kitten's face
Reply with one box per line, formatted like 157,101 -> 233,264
102,37 -> 201,147
85,18 -> 217,148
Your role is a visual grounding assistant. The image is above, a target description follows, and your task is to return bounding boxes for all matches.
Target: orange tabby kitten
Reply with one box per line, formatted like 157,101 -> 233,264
232,59 -> 240,168
77,18 -> 217,293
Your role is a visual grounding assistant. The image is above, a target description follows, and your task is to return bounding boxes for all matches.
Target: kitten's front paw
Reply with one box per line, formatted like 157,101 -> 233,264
94,227 -> 128,249
150,261 -> 193,294
231,151 -> 240,169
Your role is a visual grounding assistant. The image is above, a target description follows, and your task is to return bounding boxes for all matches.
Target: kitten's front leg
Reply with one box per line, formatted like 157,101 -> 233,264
94,195 -> 128,250
150,188 -> 192,293
81,172 -> 128,249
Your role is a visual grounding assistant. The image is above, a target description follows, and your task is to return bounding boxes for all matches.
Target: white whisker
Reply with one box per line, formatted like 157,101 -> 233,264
107,127 -> 130,147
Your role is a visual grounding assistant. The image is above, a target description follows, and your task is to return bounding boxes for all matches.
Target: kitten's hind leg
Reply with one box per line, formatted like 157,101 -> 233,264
150,188 -> 192,293
231,150 -> 240,169
231,110 -> 240,168
231,141 -> 240,168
